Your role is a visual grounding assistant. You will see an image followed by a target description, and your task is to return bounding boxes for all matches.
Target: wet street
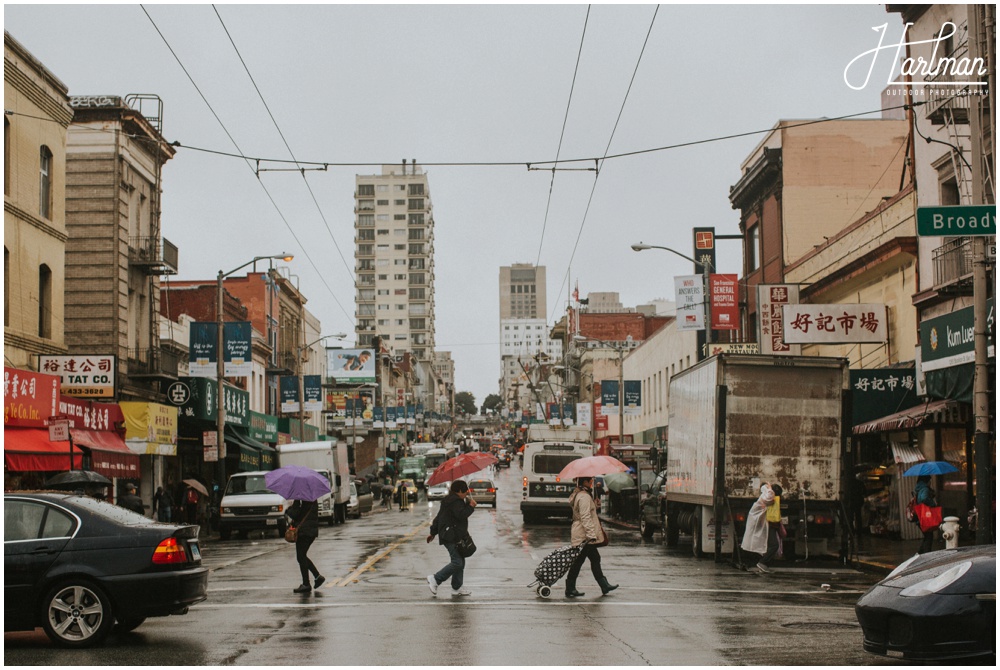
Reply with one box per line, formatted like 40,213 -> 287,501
5,466 -> 902,665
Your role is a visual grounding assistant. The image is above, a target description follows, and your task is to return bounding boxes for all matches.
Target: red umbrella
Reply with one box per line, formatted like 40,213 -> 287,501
425,452 -> 498,487
558,455 -> 629,480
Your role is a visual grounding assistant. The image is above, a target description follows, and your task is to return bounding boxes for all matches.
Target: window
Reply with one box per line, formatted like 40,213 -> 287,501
377,289 -> 389,296
394,244 -> 406,251
395,199 -> 405,206
408,213 -> 424,226
358,244 -> 374,255
747,224 -> 759,272
39,146 -> 53,219
38,264 -> 52,339
394,229 -> 407,237
394,214 -> 406,220
408,198 -> 424,210
377,274 -> 388,281
376,184 -> 388,192
376,244 -> 390,253
376,259 -> 389,267
394,273 -> 406,280
409,244 -> 424,254
408,229 -> 424,240
377,199 -> 389,206
376,229 -> 389,236
396,319 -> 406,326
378,319 -> 389,326
358,214 -> 374,226
358,184 -> 375,196
409,288 -> 425,300
395,304 -> 406,311
408,184 -> 425,196
358,199 -> 374,211
378,304 -> 390,311
358,229 -> 375,241
394,259 -> 406,266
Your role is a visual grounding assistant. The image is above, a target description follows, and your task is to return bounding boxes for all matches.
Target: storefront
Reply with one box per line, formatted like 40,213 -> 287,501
120,401 -> 179,506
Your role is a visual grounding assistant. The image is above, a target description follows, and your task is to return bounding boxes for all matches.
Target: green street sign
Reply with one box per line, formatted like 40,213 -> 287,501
916,205 -> 995,237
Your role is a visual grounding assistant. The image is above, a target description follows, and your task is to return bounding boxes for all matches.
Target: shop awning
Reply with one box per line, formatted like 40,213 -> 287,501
231,427 -> 276,470
224,426 -> 262,472
70,428 -> 140,479
890,441 -> 925,465
853,399 -> 969,435
4,428 -> 84,472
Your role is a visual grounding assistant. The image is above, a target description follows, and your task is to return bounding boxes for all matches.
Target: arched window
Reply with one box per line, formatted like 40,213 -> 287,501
38,264 -> 52,339
39,145 -> 53,219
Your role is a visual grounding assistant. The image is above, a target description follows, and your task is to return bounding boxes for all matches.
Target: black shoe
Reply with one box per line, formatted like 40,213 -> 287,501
293,583 -> 311,594
314,575 -> 326,589
598,577 -> 619,595
565,588 -> 586,598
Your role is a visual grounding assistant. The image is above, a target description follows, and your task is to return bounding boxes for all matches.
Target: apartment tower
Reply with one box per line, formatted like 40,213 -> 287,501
354,162 -> 435,361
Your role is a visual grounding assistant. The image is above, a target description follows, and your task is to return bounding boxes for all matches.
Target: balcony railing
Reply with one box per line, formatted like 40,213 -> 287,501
924,34 -> 973,125
932,237 -> 974,291
128,236 -> 178,275
127,346 -> 179,380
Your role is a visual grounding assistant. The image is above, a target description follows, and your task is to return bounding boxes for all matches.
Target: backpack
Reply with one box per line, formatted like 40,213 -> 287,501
905,494 -> 918,523
186,488 -> 200,505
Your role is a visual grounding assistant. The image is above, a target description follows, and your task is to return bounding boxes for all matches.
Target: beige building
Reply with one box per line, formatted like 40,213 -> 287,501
64,95 -> 177,402
354,162 -> 436,362
4,32 -> 73,368
499,264 -> 546,320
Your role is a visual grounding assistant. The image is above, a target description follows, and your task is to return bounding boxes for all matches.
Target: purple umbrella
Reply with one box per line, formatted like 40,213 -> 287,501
264,465 -> 331,501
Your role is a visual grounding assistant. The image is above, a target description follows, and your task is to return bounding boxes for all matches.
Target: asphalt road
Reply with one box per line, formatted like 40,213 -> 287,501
5,466 -> 905,665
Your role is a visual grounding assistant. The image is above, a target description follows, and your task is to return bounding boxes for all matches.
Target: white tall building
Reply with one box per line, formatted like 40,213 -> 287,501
354,162 -> 435,361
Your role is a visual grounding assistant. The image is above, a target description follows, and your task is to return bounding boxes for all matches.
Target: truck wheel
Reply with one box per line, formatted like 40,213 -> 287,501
639,515 -> 655,540
664,512 -> 679,546
691,512 -> 704,558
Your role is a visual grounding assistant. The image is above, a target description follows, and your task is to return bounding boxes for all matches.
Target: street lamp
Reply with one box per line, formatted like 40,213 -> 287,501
573,334 -> 632,447
297,333 -> 347,442
216,253 -> 293,492
632,242 -> 713,359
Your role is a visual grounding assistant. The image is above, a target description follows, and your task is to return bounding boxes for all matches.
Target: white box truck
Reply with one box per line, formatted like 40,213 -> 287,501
277,441 -> 351,525
663,354 -> 849,559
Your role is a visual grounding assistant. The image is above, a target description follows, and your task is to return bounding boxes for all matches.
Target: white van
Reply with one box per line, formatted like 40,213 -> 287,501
218,471 -> 290,540
520,426 -> 594,523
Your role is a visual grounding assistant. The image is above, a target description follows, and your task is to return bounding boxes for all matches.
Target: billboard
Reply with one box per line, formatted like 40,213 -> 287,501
327,348 -> 375,384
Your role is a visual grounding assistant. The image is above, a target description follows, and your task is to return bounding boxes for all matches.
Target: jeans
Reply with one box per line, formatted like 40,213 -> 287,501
433,543 -> 465,590
566,543 -> 605,585
296,534 -> 319,584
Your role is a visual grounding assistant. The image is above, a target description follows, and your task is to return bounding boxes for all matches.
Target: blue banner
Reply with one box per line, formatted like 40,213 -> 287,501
280,376 -> 299,413
601,380 -> 620,416
303,375 -> 322,412
223,322 -> 252,377
385,406 -> 397,424
188,322 -> 218,378
623,380 -> 642,416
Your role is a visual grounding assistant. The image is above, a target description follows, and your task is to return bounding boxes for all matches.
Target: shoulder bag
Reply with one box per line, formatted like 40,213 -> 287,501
914,503 -> 942,533
285,504 -> 313,543
455,532 -> 477,558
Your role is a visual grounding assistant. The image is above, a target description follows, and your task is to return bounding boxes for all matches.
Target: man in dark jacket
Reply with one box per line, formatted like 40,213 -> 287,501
118,484 -> 145,515
426,480 -> 476,597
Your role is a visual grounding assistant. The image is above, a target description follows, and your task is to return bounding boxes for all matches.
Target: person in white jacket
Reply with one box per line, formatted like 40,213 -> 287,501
740,482 -> 775,572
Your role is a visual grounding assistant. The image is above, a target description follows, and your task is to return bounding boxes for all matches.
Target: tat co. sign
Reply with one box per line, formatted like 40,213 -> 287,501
39,355 -> 116,399
782,304 -> 888,344
916,205 -> 995,237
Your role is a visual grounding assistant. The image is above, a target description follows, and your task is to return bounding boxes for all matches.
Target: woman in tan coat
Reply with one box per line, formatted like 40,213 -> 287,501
565,476 -> 618,598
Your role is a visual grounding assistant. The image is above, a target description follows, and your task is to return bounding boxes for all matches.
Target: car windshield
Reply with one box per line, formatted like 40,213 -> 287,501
532,453 -> 581,474
225,475 -> 275,496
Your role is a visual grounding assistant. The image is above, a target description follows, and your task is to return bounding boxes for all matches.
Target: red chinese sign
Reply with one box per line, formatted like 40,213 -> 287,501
58,395 -> 124,432
757,284 -> 800,355
782,304 -> 888,344
710,274 -> 739,330
4,367 -> 61,427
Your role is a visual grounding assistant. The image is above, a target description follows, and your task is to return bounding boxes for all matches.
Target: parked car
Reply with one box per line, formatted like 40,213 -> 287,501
4,492 -> 208,648
467,478 -> 497,507
348,480 -> 374,519
638,470 -> 668,539
855,545 -> 995,661
393,478 -> 419,503
426,482 -> 450,500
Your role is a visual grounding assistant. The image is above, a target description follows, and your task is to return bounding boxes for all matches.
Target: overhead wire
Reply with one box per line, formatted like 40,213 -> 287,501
140,4 -> 355,330
533,5 -> 590,269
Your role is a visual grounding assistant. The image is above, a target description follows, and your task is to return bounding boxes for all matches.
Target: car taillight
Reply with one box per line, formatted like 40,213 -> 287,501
152,537 -> 188,564
522,477 -> 528,487
488,488 -> 495,493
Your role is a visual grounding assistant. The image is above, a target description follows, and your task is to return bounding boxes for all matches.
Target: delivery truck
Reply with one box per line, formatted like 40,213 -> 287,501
520,425 -> 594,523
663,354 -> 849,560
277,440 -> 351,524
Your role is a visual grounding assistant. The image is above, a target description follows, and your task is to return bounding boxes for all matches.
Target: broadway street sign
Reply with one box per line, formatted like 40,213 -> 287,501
916,205 -> 995,237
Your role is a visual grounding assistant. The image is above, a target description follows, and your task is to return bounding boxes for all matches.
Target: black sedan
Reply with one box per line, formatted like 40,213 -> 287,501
4,492 -> 208,648
855,544 -> 995,661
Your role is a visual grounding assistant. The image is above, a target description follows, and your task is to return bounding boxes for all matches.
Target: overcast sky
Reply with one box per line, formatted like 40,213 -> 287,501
5,3 -> 909,404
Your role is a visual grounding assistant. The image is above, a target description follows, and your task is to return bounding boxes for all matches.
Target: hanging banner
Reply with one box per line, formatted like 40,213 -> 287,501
576,402 -> 592,429
4,367 -> 61,428
757,284 -> 801,356
601,380 -> 620,416
782,304 -> 888,343
547,402 -> 561,425
39,355 -> 116,399
709,274 -> 739,331
303,375 -> 323,412
385,405 -> 397,428
373,406 -> 384,428
674,275 -> 705,331
327,348 -> 376,384
280,376 -> 300,413
223,322 -> 252,377
188,322 -> 218,378
623,380 -> 642,416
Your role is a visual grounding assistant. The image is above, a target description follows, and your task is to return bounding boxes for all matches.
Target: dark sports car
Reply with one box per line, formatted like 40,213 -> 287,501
5,492 -> 208,648
855,544 -> 995,661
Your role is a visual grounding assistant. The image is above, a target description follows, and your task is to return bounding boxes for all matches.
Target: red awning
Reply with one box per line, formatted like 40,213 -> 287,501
853,399 -> 968,435
70,428 -> 140,478
3,428 -> 84,472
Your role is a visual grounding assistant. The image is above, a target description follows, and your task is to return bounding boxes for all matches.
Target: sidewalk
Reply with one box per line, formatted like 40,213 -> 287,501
599,513 -> 923,575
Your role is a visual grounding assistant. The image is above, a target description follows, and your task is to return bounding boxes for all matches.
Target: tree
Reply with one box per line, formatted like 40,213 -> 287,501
454,391 -> 477,416
481,393 -> 502,415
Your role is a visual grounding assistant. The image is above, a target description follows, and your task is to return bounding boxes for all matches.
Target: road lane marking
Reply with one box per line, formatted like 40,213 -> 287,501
193,600 -> 858,610
333,520 -> 431,587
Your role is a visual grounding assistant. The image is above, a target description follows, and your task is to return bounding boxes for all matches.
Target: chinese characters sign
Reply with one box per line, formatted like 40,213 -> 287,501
757,285 -> 800,355
4,367 -> 60,427
782,304 -> 888,344
850,368 -> 919,425
39,355 -> 116,398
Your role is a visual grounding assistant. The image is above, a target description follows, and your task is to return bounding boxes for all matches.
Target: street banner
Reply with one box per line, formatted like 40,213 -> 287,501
4,367 -> 61,428
303,375 -> 323,412
385,405 -> 397,428
576,402 -> 592,428
416,403 -> 424,420
373,406 -> 384,428
327,348 -> 375,384
757,284 -> 800,355
188,322 -> 217,378
709,274 -> 739,330
280,376 -> 300,413
562,403 -> 575,426
674,275 -> 705,331
223,322 -> 252,377
601,380 -> 619,416
623,380 -> 642,416
535,403 -> 545,422
547,402 -> 561,425
406,404 -> 416,425
39,355 -> 116,399
782,304 -> 888,343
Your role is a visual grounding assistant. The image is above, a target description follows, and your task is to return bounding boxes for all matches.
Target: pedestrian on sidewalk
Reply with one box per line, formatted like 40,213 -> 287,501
740,481 -> 775,572
914,475 -> 939,554
286,499 -> 325,594
152,486 -> 173,522
565,476 -> 618,598
426,480 -> 476,598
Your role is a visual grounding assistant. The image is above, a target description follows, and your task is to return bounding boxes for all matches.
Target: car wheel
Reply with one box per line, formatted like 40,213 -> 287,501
114,617 -> 146,634
42,580 -> 114,648
639,514 -> 655,539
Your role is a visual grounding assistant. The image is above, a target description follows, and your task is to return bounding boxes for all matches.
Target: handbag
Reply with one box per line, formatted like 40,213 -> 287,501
914,503 -> 942,533
284,504 -> 313,543
455,532 -> 477,558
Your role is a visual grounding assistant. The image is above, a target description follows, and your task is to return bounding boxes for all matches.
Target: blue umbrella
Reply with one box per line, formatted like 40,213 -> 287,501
264,465 -> 331,501
902,461 -> 958,477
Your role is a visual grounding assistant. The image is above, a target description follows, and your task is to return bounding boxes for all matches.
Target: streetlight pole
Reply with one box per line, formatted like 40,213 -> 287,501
296,333 -> 347,443
216,253 -> 293,492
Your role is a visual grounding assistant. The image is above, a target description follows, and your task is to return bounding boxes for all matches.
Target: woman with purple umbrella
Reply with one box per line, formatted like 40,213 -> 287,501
266,465 -> 331,594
